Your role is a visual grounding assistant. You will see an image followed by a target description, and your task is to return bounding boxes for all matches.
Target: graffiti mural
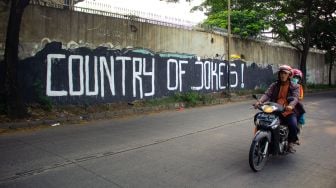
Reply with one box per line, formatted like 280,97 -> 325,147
1,42 -> 274,104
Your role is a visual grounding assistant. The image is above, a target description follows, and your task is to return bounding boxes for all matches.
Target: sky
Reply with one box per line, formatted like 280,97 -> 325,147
76,0 -> 207,26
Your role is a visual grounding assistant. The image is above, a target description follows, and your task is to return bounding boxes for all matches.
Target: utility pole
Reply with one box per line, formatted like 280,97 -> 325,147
227,0 -> 231,96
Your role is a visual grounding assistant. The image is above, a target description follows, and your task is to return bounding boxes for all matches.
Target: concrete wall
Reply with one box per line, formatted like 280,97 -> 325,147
11,5 -> 224,60
0,4 -> 335,104
7,5 -> 331,83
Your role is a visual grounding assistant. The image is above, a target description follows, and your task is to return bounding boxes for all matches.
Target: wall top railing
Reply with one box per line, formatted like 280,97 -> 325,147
28,0 -> 326,54
29,0 -> 197,30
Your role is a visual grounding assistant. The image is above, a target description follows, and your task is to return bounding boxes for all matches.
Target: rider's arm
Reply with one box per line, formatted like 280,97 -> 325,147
254,83 -> 276,107
259,83 -> 276,103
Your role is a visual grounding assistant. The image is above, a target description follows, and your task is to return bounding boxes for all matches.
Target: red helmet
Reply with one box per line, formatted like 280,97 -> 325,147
278,65 -> 292,76
292,68 -> 303,79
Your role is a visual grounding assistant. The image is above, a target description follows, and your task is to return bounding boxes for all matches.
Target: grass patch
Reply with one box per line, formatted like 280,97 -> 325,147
174,92 -> 219,107
143,89 -> 268,108
144,96 -> 176,106
143,92 -> 217,108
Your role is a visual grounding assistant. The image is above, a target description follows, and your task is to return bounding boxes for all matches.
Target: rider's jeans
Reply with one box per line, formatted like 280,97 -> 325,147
280,113 -> 298,143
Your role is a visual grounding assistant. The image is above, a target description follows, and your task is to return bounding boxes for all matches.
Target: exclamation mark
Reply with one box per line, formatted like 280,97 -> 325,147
241,64 -> 245,88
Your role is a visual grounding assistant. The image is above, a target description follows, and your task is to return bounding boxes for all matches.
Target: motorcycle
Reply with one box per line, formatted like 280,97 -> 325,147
249,95 -> 292,172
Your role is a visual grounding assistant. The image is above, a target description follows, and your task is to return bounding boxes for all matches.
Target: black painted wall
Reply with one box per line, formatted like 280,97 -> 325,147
1,42 -> 275,105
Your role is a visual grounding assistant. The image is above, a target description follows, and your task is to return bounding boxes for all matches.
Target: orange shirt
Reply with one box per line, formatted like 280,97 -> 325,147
277,81 -> 293,117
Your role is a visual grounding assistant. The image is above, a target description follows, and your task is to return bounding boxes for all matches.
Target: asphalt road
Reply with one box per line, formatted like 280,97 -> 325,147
1,91 -> 335,188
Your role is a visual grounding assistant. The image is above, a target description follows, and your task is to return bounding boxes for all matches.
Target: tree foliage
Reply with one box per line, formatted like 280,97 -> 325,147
204,9 -> 269,38
310,0 -> 336,85
193,0 -> 272,38
269,0 -> 336,85
191,0 -> 227,15
196,0 -> 336,85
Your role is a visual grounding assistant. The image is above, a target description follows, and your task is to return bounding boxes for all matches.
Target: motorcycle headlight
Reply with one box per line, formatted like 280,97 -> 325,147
262,105 -> 276,113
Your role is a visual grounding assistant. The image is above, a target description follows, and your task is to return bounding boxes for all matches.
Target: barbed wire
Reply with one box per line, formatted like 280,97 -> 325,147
30,0 -> 199,29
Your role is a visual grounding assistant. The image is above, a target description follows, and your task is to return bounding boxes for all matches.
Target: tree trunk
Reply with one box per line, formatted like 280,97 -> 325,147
4,0 -> 30,118
299,0 -> 313,90
327,51 -> 334,86
299,45 -> 309,88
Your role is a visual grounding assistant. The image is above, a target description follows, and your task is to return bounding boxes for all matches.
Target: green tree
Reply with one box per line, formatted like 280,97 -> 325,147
192,0 -> 272,38
310,0 -> 336,86
196,0 -> 335,86
203,9 -> 269,38
227,0 -> 328,85
191,0 -> 227,15
269,0 -> 325,86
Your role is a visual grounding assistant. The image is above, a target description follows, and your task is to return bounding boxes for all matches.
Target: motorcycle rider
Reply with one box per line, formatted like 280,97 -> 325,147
254,65 -> 300,152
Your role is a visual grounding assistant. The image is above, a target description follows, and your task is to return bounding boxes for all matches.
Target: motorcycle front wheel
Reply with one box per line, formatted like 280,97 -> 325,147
249,136 -> 269,172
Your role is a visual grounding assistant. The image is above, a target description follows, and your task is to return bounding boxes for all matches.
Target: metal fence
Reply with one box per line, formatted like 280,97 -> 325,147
27,0 -> 312,51
30,0 -> 197,30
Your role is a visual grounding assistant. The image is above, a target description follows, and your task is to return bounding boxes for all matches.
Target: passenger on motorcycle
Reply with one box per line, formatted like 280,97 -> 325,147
291,69 -> 304,100
254,65 -> 300,152
291,68 -> 306,131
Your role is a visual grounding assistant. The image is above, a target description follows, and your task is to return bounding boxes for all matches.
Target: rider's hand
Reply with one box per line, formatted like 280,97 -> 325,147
253,101 -> 261,109
285,105 -> 294,111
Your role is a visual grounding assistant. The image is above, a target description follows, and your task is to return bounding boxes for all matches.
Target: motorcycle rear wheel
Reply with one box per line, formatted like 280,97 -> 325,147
249,136 -> 269,172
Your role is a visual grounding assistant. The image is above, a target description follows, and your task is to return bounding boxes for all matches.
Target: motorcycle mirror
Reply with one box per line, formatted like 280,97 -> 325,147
252,94 -> 258,100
